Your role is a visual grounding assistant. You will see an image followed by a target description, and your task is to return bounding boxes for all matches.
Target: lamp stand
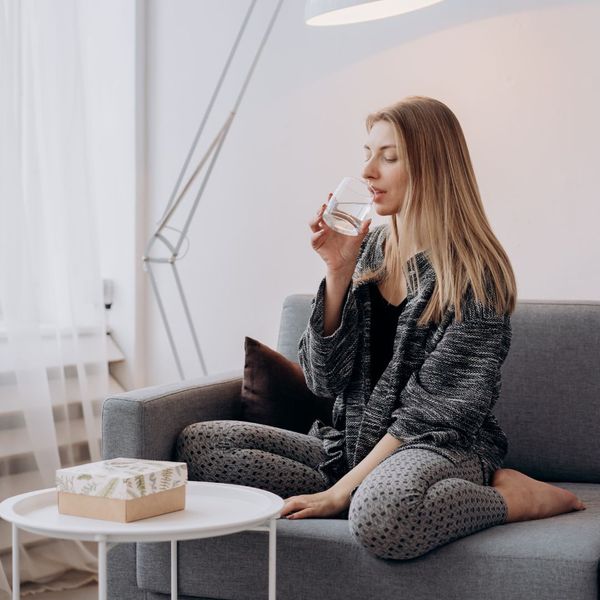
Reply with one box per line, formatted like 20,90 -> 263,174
143,0 -> 284,380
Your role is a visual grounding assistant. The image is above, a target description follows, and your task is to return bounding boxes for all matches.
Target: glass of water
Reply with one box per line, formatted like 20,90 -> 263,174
322,177 -> 374,236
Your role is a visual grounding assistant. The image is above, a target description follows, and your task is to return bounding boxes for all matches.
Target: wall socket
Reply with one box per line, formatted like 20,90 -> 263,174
103,278 -> 114,310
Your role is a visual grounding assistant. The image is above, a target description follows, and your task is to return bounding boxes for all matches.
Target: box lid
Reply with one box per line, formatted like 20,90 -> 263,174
56,458 -> 188,500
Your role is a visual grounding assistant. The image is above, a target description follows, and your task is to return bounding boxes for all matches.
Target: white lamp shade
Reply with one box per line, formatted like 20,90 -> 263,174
305,0 -> 444,26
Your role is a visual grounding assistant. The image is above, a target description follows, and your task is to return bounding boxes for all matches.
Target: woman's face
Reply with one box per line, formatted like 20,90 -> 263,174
361,120 -> 409,216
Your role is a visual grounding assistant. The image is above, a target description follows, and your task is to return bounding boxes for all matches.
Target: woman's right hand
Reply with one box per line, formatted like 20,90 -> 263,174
309,193 -> 372,275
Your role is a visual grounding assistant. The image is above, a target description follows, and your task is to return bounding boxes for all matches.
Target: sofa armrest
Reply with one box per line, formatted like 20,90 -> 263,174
101,369 -> 243,461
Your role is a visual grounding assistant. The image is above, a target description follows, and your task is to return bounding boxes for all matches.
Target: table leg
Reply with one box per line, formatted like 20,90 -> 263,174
171,540 -> 177,600
97,537 -> 107,600
268,518 -> 276,600
11,524 -> 19,600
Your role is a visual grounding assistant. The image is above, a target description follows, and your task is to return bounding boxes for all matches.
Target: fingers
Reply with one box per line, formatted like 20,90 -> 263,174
286,508 -> 313,520
310,225 -> 327,249
360,218 -> 372,235
280,506 -> 312,520
308,194 -> 333,232
309,204 -> 327,233
281,496 -> 312,519
280,497 -> 300,518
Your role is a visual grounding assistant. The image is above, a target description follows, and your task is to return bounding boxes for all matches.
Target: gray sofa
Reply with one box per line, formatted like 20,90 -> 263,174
102,295 -> 600,600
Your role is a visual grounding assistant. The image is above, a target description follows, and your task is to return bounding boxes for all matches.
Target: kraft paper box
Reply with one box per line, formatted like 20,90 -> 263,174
56,458 -> 187,522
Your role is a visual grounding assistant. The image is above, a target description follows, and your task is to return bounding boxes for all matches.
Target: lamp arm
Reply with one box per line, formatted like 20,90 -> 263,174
153,116 -> 231,238
174,0 -> 285,255
159,0 -> 259,224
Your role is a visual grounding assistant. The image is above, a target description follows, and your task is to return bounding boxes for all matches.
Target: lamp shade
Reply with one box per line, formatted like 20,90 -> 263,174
305,0 -> 444,26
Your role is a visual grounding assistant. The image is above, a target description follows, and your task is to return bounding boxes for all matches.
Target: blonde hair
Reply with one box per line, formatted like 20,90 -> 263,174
355,96 -> 517,325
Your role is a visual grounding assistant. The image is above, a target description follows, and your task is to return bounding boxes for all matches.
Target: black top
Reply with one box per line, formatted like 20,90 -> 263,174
369,281 -> 408,390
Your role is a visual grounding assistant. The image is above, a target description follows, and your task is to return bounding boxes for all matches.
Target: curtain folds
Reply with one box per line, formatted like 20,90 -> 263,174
0,0 -> 109,594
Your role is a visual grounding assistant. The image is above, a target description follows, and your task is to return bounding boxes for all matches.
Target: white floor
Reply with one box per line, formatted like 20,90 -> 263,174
34,583 -> 98,599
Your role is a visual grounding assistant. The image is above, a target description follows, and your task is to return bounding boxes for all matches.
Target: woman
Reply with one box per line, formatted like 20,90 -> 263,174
177,96 -> 585,561
284,96 -> 586,560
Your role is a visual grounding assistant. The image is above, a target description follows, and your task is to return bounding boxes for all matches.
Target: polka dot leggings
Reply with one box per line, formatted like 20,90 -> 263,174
175,420 -> 508,560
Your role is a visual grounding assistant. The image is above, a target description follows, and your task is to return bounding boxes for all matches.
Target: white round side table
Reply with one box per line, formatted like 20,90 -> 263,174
0,481 -> 284,600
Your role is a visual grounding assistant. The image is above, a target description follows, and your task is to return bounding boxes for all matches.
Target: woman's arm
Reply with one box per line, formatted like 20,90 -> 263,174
281,433 -> 402,519
297,275 -> 359,398
297,230 -> 376,398
330,433 -> 403,498
323,269 -> 354,335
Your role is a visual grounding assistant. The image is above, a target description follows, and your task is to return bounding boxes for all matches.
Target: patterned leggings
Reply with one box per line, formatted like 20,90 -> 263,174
175,420 -> 508,560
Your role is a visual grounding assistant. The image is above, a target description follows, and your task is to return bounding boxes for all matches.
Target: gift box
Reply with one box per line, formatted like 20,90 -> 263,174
56,458 -> 187,522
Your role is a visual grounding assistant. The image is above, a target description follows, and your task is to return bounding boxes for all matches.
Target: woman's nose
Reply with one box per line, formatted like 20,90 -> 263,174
361,160 -> 377,181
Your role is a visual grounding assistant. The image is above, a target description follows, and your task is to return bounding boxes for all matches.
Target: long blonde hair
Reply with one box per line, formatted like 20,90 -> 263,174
355,96 -> 517,325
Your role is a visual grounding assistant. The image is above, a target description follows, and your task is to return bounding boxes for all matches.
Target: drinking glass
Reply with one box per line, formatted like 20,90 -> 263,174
322,177 -> 373,236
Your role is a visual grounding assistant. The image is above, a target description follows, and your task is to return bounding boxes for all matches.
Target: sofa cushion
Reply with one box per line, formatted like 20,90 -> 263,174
241,336 -> 334,433
136,481 -> 600,600
493,301 -> 600,482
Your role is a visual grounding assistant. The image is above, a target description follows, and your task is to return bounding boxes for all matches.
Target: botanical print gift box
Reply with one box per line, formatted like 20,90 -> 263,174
56,458 -> 187,522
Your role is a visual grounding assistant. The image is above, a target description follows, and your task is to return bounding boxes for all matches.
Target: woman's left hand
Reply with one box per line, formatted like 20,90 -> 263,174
280,488 -> 350,520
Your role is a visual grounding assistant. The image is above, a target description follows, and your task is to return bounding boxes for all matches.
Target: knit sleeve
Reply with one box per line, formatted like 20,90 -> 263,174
298,228 -> 380,399
298,277 -> 360,398
387,304 -> 512,448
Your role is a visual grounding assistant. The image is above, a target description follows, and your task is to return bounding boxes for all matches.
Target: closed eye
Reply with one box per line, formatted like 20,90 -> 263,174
363,156 -> 397,163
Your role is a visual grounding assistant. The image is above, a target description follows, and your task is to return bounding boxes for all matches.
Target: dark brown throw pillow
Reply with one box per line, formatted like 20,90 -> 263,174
241,336 -> 334,434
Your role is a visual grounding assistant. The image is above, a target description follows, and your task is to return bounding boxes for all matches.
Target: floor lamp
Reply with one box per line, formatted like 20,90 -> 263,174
143,0 -> 284,380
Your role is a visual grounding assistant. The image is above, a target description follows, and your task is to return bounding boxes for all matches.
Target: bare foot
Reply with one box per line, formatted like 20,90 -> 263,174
492,468 -> 587,523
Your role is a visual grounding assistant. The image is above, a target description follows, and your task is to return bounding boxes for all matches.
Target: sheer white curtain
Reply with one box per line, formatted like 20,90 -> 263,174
0,0 -> 109,594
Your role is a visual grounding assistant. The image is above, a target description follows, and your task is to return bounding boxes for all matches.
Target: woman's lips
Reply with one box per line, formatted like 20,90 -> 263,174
367,184 -> 386,201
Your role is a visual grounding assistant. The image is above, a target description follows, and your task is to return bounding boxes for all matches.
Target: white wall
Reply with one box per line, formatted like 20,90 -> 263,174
142,0 -> 600,386
82,0 -> 147,390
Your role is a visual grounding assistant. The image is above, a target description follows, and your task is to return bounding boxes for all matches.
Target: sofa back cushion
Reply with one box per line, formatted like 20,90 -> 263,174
278,295 -> 600,482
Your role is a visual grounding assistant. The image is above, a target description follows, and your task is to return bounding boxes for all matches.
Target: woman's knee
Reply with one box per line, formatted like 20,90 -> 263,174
177,420 -> 244,452
348,479 -> 429,560
175,420 -> 244,476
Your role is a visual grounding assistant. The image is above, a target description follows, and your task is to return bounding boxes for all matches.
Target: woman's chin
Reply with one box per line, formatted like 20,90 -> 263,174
373,200 -> 402,217
373,204 -> 393,216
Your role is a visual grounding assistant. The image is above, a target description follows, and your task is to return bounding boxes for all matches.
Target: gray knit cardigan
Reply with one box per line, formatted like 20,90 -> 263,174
298,224 -> 511,487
